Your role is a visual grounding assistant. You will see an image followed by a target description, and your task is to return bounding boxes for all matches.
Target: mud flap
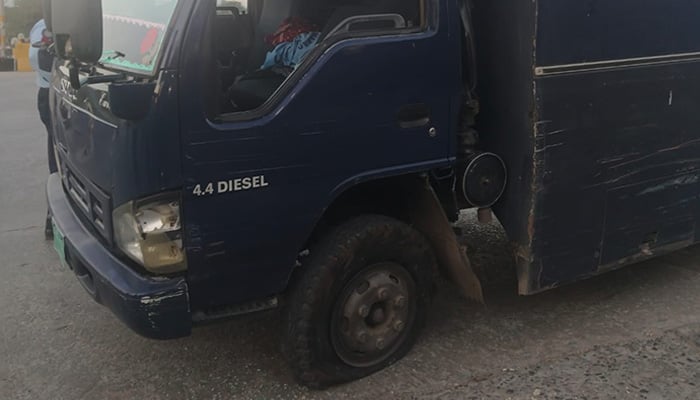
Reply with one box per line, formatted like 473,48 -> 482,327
404,178 -> 484,303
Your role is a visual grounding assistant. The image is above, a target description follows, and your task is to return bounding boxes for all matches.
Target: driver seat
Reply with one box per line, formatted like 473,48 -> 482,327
228,0 -> 301,111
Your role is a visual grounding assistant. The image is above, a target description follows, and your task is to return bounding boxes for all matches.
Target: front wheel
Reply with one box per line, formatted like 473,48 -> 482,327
284,215 -> 435,388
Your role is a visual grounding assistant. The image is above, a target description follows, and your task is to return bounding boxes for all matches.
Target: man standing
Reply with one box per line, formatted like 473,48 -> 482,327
28,19 -> 56,239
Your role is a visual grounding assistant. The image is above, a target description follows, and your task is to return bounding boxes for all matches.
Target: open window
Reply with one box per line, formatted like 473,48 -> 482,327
208,0 -> 425,118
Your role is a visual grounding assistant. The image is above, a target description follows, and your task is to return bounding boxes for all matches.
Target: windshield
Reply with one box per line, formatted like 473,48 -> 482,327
100,0 -> 179,74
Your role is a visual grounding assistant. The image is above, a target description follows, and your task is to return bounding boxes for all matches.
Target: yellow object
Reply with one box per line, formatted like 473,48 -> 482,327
13,42 -> 32,72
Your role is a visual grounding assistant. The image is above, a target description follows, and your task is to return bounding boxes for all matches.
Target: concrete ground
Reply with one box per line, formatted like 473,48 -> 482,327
2,72 -> 700,400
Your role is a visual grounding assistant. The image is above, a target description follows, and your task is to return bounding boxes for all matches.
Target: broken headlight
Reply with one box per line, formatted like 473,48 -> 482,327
113,193 -> 187,274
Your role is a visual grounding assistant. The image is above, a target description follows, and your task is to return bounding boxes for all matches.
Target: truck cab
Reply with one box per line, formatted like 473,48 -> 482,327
47,0 -> 498,387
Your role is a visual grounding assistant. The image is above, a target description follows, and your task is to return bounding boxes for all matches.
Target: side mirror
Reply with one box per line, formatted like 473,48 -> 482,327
51,0 -> 103,64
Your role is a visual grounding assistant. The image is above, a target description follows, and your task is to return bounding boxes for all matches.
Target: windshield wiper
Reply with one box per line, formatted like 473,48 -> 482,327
102,50 -> 126,61
95,50 -> 128,77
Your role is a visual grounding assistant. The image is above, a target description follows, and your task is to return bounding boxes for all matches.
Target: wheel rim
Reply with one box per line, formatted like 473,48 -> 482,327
330,262 -> 416,368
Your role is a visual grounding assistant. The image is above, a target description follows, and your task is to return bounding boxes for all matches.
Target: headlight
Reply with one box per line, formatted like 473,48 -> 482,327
113,193 -> 187,274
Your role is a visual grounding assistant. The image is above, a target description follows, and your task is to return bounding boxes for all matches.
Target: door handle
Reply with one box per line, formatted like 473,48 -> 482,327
397,103 -> 431,129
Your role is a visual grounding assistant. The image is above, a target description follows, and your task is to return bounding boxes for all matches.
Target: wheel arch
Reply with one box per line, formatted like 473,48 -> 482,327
292,173 -> 484,303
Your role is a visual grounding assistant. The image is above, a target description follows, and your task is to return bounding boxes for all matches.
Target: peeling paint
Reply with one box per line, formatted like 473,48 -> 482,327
598,239 -> 693,274
534,142 -> 564,153
610,139 -> 700,169
637,174 -> 699,196
542,128 -> 570,137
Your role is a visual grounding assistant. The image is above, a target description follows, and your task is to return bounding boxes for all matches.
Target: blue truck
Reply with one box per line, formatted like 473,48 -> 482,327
45,0 -> 700,387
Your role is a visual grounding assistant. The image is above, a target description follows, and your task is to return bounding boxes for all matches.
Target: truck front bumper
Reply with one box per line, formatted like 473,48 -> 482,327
47,173 -> 191,340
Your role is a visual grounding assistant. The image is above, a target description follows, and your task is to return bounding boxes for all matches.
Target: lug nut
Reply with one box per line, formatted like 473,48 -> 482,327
393,320 -> 404,332
358,305 -> 370,318
376,339 -> 386,350
378,289 -> 389,301
394,296 -> 406,308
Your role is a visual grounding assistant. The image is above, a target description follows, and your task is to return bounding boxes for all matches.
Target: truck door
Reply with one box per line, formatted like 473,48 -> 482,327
177,0 -> 459,311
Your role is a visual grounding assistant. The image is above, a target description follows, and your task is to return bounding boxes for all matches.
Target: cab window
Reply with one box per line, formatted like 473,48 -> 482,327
208,0 -> 425,117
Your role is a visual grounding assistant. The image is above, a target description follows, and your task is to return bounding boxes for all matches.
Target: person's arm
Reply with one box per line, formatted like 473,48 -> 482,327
29,21 -> 43,73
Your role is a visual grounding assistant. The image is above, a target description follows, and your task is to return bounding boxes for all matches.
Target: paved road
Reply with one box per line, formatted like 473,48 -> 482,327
2,72 -> 700,399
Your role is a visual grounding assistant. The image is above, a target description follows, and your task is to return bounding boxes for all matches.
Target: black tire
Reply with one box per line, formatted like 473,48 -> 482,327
283,215 -> 435,388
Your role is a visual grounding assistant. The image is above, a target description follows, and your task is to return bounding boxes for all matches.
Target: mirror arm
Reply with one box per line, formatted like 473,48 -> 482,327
68,61 -> 81,90
68,59 -> 125,90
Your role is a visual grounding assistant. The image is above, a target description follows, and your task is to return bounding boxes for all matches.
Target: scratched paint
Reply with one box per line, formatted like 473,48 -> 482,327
637,174 -> 700,196
140,290 -> 186,306
474,0 -> 700,295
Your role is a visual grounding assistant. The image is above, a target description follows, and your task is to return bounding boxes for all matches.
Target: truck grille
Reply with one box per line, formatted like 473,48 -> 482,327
57,148 -> 113,243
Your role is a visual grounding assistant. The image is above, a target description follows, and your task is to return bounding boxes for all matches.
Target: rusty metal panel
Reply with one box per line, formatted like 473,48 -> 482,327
471,0 -> 539,294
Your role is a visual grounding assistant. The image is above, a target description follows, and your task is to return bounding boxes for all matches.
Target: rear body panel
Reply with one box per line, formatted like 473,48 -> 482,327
474,0 -> 700,293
